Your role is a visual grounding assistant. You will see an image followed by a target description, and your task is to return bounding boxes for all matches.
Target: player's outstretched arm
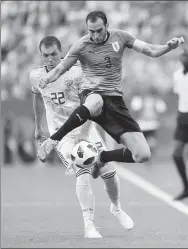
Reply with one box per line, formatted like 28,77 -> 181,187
132,37 -> 184,58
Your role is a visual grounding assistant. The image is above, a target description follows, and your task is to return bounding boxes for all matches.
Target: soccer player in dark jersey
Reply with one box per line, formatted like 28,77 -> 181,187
31,36 -> 134,237
37,10 -> 184,176
172,49 -> 188,201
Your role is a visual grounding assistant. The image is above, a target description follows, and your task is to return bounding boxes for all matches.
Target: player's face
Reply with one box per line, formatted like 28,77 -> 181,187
87,18 -> 108,45
41,44 -> 61,70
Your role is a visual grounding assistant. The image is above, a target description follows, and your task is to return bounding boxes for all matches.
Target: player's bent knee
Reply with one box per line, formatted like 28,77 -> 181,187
99,162 -> 116,178
84,94 -> 103,117
134,148 -> 151,163
76,168 -> 91,178
100,169 -> 116,179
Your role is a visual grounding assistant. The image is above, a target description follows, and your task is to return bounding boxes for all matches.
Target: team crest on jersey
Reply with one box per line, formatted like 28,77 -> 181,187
112,42 -> 120,52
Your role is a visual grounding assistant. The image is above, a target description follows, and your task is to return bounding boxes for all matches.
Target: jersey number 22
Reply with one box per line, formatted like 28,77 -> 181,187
51,92 -> 65,105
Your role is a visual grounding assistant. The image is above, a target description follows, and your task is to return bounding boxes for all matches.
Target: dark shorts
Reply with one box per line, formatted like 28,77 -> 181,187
80,90 -> 142,143
174,112 -> 188,143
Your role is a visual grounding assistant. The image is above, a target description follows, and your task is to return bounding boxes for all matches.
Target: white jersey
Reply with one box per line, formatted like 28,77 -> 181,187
30,61 -> 111,175
30,61 -> 88,136
173,68 -> 188,113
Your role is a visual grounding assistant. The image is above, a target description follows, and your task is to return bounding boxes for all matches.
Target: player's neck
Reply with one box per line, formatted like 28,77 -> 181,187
90,31 -> 110,45
99,31 -> 110,45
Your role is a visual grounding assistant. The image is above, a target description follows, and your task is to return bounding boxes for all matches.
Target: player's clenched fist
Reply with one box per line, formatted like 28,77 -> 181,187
39,76 -> 49,89
167,37 -> 184,49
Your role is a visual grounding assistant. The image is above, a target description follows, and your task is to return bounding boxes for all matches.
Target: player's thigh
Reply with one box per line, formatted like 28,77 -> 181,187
92,96 -> 142,144
120,131 -> 151,161
83,93 -> 104,117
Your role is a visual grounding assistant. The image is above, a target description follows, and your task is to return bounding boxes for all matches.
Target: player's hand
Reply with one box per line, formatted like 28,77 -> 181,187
35,129 -> 47,146
39,76 -> 49,89
167,37 -> 184,49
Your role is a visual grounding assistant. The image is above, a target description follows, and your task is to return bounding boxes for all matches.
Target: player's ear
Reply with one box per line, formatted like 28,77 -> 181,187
106,23 -> 109,29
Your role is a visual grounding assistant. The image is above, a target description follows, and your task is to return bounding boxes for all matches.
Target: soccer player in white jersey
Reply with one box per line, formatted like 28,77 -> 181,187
172,49 -> 188,201
30,36 -> 134,239
37,10 -> 184,177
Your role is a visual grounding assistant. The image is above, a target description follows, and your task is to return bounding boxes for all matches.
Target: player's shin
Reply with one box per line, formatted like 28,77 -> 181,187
102,169 -> 134,230
100,148 -> 135,163
76,172 -> 95,229
101,170 -> 121,209
50,106 -> 91,141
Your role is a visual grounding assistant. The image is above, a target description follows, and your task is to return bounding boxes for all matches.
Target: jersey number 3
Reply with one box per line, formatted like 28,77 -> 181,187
51,92 -> 65,105
104,56 -> 112,68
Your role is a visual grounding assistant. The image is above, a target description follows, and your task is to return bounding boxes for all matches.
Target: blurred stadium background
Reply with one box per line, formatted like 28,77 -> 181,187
1,1 -> 188,248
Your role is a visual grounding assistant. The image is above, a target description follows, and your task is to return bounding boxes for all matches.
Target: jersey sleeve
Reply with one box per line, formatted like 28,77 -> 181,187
73,64 -> 84,92
58,41 -> 82,72
65,39 -> 82,60
117,30 -> 137,48
29,70 -> 41,94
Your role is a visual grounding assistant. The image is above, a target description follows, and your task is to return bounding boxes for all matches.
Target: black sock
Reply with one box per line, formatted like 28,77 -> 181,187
173,156 -> 188,190
100,148 -> 135,163
51,105 -> 90,141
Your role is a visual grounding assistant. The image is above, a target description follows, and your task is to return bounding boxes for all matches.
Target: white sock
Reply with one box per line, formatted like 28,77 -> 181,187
103,174 -> 121,210
76,173 -> 95,229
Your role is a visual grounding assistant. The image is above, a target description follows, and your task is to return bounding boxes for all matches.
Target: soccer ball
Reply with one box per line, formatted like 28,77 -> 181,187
70,140 -> 99,169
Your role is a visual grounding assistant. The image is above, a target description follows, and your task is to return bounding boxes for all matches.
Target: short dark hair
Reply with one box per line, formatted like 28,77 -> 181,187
39,36 -> 61,52
86,10 -> 108,25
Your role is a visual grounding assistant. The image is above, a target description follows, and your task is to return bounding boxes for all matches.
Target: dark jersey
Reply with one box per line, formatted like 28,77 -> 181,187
65,29 -> 136,96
